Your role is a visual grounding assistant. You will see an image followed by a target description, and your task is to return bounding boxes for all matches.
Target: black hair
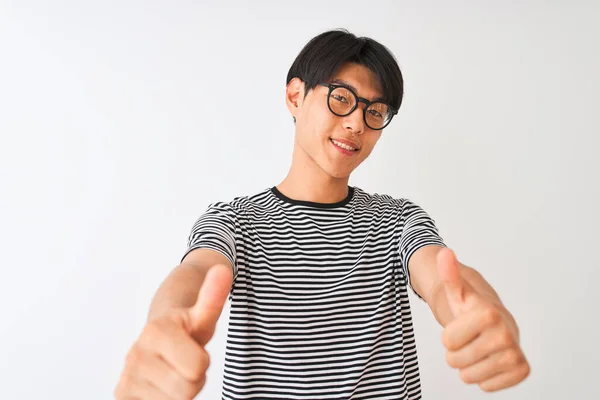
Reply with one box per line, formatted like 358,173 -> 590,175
286,29 -> 404,112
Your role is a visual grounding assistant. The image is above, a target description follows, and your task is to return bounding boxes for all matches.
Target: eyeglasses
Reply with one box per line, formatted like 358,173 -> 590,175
319,83 -> 397,130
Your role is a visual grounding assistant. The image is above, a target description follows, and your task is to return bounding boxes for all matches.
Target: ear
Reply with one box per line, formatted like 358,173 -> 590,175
285,78 -> 304,121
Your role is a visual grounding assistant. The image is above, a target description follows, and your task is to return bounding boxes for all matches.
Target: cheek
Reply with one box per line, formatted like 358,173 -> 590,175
305,105 -> 335,141
360,134 -> 382,156
317,112 -> 338,140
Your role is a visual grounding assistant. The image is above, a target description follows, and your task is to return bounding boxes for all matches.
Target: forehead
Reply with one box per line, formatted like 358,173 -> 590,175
330,63 -> 383,101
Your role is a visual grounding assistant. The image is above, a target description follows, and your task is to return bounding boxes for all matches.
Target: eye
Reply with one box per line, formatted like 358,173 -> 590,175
368,109 -> 383,119
331,94 -> 349,104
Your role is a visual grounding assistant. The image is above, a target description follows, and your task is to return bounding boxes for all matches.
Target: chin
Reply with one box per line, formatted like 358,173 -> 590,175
328,171 -> 350,180
322,162 -> 354,180
321,149 -> 365,180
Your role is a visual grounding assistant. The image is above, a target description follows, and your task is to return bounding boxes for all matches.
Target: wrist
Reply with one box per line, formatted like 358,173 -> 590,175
426,282 -> 453,327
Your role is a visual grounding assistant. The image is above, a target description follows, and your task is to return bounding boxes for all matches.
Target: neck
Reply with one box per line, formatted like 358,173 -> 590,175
277,143 -> 350,204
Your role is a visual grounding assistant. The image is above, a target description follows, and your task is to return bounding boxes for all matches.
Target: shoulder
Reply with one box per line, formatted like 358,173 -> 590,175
352,186 -> 414,211
208,187 -> 273,215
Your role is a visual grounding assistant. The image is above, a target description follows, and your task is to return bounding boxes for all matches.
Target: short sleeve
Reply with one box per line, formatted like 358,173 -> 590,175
398,199 -> 446,299
181,201 -> 238,277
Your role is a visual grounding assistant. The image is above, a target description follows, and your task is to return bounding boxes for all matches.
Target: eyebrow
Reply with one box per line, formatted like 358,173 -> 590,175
330,79 -> 387,103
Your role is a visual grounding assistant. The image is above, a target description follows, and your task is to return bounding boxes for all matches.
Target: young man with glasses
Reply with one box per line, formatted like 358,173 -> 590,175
115,29 -> 530,400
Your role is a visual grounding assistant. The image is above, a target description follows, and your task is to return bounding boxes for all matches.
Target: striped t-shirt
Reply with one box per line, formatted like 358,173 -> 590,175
183,186 -> 445,400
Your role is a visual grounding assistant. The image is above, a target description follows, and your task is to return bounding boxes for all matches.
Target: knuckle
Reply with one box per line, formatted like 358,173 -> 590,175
445,351 -> 458,368
521,361 -> 531,379
142,320 -> 164,343
441,330 -> 452,349
189,365 -> 204,382
191,350 -> 211,381
497,328 -> 514,348
459,369 -> 475,384
182,380 -> 202,400
479,381 -> 496,392
125,345 -> 142,366
202,349 -> 211,371
503,349 -> 522,366
481,307 -> 500,327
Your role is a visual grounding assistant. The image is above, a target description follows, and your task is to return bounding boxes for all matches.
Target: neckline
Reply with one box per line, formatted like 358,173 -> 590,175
270,186 -> 355,209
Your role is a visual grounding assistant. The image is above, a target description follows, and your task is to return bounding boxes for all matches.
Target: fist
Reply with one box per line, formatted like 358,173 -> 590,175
437,248 -> 530,392
114,264 -> 233,399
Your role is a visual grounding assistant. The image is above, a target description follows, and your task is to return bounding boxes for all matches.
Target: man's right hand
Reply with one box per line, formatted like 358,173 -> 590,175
114,264 -> 233,399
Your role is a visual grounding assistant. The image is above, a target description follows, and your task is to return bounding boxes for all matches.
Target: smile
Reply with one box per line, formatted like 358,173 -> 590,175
330,138 -> 358,152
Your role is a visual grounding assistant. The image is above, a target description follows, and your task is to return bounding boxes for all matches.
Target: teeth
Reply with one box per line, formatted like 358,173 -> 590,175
331,139 -> 356,151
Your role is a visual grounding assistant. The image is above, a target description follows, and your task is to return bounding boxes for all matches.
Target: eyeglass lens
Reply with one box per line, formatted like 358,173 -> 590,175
328,86 -> 392,130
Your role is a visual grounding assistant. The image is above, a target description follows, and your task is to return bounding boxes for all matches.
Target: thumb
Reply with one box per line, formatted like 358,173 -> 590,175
187,264 -> 233,346
437,248 -> 466,316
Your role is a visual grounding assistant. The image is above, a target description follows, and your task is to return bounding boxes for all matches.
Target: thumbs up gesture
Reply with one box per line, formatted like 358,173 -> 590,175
115,264 -> 233,399
437,248 -> 530,392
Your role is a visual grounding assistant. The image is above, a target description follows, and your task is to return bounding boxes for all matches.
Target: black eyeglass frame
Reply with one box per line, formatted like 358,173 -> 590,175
318,83 -> 398,130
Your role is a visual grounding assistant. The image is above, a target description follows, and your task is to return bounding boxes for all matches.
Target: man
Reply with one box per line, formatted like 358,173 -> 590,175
115,29 -> 530,399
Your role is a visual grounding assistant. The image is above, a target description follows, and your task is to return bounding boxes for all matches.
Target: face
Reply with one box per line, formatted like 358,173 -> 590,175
286,63 -> 386,180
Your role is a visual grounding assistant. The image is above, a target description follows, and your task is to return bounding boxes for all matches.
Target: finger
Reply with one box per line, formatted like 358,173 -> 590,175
132,349 -> 204,400
442,306 -> 502,351
458,348 -> 525,384
437,248 -> 465,315
115,373 -> 176,400
446,326 -> 513,368
478,360 -> 530,392
138,321 -> 210,382
132,380 -> 177,400
189,263 -> 233,345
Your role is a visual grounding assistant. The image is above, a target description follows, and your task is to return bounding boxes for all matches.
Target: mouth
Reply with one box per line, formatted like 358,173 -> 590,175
330,138 -> 359,152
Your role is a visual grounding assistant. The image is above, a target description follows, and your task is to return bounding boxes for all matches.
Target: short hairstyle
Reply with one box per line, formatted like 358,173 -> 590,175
286,29 -> 404,112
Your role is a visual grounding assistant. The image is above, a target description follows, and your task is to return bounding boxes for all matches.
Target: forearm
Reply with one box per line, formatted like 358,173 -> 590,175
427,265 -> 510,328
147,263 -> 207,320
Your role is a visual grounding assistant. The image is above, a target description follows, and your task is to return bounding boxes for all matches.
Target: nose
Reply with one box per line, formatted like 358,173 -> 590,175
342,105 -> 365,135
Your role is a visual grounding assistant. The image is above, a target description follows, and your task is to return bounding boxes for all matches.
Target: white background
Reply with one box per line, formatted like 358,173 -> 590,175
1,1 -> 599,399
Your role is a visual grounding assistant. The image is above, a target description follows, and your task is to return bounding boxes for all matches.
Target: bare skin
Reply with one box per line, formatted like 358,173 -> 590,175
114,61 -> 529,398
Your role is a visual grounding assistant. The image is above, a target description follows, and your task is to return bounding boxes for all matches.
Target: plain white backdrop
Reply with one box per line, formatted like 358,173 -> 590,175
1,1 -> 599,399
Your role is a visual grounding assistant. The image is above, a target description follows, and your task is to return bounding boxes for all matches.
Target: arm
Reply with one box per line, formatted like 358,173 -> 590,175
115,249 -> 233,399
408,245 -> 512,329
408,244 -> 529,392
148,248 -> 232,320
149,198 -> 238,320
